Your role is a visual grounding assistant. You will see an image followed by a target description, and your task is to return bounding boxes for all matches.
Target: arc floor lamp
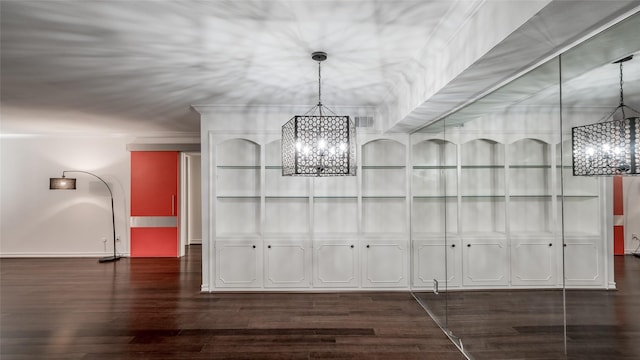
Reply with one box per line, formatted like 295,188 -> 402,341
50,171 -> 121,263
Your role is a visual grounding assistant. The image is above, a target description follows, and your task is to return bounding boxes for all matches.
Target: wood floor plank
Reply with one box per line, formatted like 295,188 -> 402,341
0,246 -> 464,360
415,254 -> 640,359
5,246 -> 636,359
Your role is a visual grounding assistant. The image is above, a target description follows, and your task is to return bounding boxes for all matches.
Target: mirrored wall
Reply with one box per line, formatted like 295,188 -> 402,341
411,11 -> 639,359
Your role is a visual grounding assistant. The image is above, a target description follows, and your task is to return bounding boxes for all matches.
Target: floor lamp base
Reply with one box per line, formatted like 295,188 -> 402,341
99,255 -> 122,263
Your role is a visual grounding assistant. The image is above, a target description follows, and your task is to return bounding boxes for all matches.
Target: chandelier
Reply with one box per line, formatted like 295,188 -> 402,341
281,52 -> 356,176
572,55 -> 640,176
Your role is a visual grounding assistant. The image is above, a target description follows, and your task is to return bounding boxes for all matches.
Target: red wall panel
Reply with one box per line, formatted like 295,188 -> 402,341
130,151 -> 179,257
131,228 -> 178,257
131,152 -> 179,216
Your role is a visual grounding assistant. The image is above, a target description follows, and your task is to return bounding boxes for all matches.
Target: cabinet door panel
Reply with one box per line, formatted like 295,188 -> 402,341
314,241 -> 358,287
264,242 -> 310,288
413,239 -> 461,288
216,242 -> 262,288
462,237 -> 508,286
511,238 -> 556,286
362,241 -> 407,287
564,238 -> 602,286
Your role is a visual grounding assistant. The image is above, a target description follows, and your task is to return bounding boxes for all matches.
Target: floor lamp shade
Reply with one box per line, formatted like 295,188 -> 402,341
50,177 -> 77,190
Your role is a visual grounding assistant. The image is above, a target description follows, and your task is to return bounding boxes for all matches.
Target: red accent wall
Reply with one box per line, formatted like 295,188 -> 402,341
130,151 -> 179,257
613,176 -> 624,255
131,151 -> 179,216
131,228 -> 178,257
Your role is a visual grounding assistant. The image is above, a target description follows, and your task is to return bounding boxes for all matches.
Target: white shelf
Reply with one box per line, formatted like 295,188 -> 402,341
412,197 -> 458,234
362,165 -> 406,169
412,167 -> 457,197
217,167 -> 260,196
362,167 -> 406,197
362,139 -> 406,166
216,195 -> 261,199
215,197 -> 260,236
264,197 -> 309,235
412,139 -> 457,167
313,197 -> 358,234
362,197 -> 406,234
265,167 -> 309,197
313,176 -> 358,197
217,139 -> 260,166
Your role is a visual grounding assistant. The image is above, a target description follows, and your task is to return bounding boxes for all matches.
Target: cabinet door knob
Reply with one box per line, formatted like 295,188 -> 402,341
549,243 -> 553,247
366,245 -> 370,248
268,245 -> 271,249
252,245 -> 256,249
467,244 -> 471,247
350,245 -> 354,248
563,244 -> 567,247
451,244 -> 456,248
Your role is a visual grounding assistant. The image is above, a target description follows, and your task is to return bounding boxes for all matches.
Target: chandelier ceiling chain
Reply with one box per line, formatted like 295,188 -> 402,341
318,59 -> 322,109
599,54 -> 640,123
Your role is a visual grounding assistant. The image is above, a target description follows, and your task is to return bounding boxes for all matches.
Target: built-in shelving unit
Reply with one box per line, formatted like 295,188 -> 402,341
211,135 -> 410,291
410,134 -> 606,291
208,129 -> 606,291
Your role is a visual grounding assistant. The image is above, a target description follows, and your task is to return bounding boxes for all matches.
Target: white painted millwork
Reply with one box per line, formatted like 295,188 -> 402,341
361,240 -> 408,288
410,123 -> 610,291
215,240 -> 262,288
563,236 -> 604,287
510,235 -> 557,286
313,240 -> 359,287
204,127 -> 411,291
462,235 -> 509,287
264,240 -> 311,288
199,108 -> 611,292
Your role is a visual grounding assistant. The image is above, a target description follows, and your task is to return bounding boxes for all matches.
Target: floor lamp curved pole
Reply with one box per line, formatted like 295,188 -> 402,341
49,170 -> 121,263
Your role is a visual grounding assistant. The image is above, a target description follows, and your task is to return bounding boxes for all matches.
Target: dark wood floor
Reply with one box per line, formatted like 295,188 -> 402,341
4,248 -> 638,360
415,255 -> 640,360
1,246 -> 465,360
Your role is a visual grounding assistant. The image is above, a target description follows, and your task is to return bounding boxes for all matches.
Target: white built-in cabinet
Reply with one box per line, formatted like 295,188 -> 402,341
410,135 -> 606,291
211,133 -> 606,291
212,136 -> 408,291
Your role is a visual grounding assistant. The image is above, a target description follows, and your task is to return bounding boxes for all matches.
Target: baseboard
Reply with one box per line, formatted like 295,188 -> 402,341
1,252 -> 130,258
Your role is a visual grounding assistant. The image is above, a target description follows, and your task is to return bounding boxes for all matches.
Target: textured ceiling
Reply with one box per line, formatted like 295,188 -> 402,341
0,0 -> 482,135
1,1 -> 639,136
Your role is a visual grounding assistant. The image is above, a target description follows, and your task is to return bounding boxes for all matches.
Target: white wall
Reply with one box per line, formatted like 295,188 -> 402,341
0,135 -> 133,257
